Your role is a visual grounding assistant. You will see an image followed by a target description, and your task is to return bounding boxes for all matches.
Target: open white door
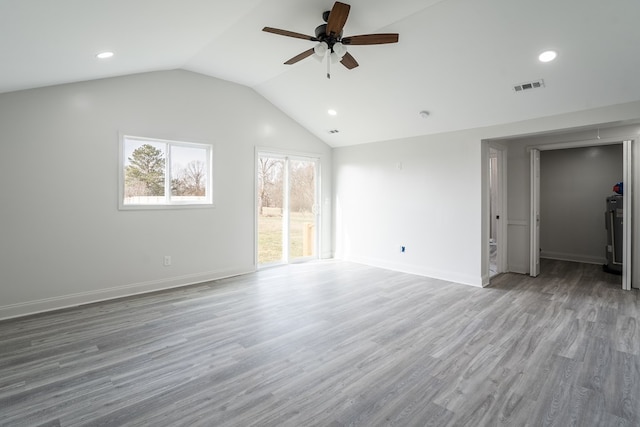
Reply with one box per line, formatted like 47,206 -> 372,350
530,149 -> 540,277
488,146 -> 507,278
622,140 -> 632,290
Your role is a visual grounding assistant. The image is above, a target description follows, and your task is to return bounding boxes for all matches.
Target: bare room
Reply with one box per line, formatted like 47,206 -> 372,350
1,0 -> 639,425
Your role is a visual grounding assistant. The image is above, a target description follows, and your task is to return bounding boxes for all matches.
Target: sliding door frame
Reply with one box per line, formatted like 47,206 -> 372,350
255,147 -> 321,268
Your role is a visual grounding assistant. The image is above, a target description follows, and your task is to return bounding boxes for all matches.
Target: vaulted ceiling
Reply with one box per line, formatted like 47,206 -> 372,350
2,0 -> 639,147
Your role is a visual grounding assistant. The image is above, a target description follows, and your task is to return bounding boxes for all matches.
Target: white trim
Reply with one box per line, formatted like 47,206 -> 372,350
489,144 -> 508,276
540,251 -> 606,265
481,274 -> 491,287
253,147 -> 258,269
345,255 -> 483,288
622,140 -> 633,290
118,133 -> 215,210
633,136 -> 640,289
255,146 -> 322,159
283,155 -> 290,261
315,160 -> 323,260
530,148 -> 540,277
481,142 -> 490,282
0,267 -> 253,321
255,148 -> 322,268
527,136 -> 635,290
527,135 -> 626,152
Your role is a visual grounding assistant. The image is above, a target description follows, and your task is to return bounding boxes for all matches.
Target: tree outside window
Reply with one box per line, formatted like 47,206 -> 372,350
121,136 -> 212,208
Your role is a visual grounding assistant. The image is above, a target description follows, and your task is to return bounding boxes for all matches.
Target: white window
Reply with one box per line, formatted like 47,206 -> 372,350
119,135 -> 213,209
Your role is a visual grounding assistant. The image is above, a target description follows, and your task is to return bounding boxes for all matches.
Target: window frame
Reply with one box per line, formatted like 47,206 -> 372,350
118,134 -> 214,210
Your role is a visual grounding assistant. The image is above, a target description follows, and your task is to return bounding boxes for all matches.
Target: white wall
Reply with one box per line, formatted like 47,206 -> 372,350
0,70 -> 332,319
334,102 -> 640,288
333,134 -> 483,286
3,73 -> 640,317
540,145 -> 622,264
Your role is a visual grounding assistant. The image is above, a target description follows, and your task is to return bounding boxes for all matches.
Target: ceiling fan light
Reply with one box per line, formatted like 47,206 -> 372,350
330,52 -> 342,64
314,42 -> 328,57
332,42 -> 346,58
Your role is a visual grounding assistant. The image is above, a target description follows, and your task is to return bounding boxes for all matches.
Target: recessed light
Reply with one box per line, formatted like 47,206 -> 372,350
96,51 -> 114,59
538,50 -> 557,63
328,109 -> 337,116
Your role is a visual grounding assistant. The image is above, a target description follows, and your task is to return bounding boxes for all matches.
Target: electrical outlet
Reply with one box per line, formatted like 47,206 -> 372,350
164,255 -> 172,266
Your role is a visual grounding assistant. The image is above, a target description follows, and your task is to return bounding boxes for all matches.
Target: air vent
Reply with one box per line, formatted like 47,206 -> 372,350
513,79 -> 545,92
328,129 -> 340,134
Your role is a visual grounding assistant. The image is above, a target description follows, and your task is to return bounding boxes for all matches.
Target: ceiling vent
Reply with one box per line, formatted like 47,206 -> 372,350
328,129 -> 340,134
513,79 -> 545,92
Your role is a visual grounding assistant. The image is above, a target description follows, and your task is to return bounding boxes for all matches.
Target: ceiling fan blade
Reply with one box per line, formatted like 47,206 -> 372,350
326,2 -> 350,36
263,27 -> 318,42
340,52 -> 359,69
284,48 -> 315,65
341,34 -> 399,45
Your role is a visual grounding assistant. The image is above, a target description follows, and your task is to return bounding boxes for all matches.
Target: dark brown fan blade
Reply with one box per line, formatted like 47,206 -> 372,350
263,27 -> 318,42
284,48 -> 315,65
341,34 -> 399,45
326,2 -> 350,36
340,52 -> 359,69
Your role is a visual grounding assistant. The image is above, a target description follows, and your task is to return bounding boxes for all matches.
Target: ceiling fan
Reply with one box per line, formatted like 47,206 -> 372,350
263,1 -> 399,78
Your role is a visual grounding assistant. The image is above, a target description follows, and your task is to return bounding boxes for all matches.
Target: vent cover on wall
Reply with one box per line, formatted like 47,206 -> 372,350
513,79 -> 545,92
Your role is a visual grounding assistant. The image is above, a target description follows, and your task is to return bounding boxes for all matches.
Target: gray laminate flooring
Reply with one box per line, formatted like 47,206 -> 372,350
0,259 -> 638,426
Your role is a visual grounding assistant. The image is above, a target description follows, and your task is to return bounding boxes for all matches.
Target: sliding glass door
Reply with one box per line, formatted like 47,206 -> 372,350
257,152 -> 319,266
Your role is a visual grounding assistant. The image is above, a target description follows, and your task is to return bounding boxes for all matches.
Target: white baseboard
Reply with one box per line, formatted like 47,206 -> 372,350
481,274 -> 491,287
342,255 -> 483,288
321,251 -> 334,259
0,267 -> 254,321
540,251 -> 606,265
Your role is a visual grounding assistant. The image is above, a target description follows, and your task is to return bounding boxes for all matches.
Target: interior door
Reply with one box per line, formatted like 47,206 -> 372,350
530,148 -> 540,277
489,147 -> 506,277
622,140 -> 632,290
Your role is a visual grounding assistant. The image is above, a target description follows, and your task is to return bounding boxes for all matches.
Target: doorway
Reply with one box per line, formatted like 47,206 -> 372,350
529,140 -> 633,290
256,152 -> 320,266
488,145 -> 507,280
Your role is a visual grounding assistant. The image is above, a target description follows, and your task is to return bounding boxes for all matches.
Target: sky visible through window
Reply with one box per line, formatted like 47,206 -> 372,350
123,138 -> 207,172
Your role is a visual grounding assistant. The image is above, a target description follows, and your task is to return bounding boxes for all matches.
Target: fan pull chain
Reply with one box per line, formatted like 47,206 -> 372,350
327,53 -> 331,79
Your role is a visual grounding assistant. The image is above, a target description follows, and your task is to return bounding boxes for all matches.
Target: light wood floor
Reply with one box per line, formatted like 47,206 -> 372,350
0,259 -> 638,426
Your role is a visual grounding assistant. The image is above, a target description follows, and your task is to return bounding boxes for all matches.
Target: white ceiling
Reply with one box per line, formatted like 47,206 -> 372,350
2,0 -> 640,147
